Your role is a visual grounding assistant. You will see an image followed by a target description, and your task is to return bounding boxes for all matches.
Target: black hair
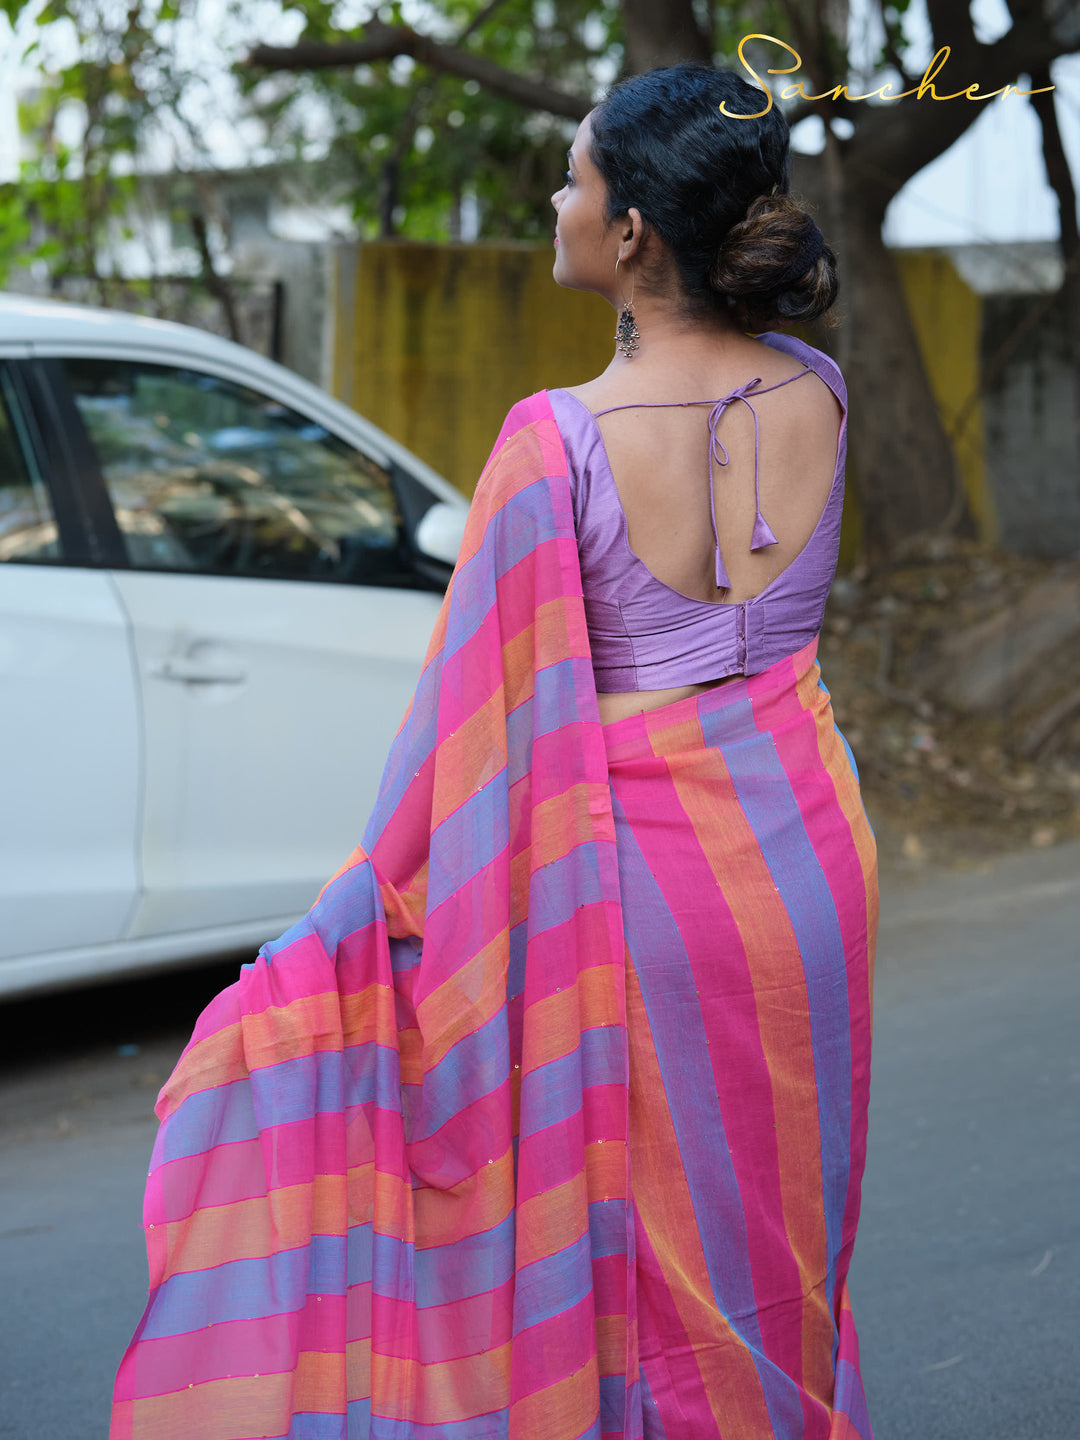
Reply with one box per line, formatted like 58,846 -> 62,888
588,63 -> 838,330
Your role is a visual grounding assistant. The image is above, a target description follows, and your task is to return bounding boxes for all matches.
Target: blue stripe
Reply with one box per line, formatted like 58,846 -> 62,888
525,842 -> 606,936
249,1051 -> 344,1129
511,1229 -> 593,1332
441,480 -> 562,662
518,1029 -> 625,1139
588,1198 -> 629,1259
142,1240 -> 351,1338
703,695 -> 853,1292
158,1078 -> 257,1163
363,1405 -> 509,1439
343,1041 -> 403,1114
506,659 -> 596,786
273,1405 -> 515,1440
427,774 -> 510,912
413,1212 -> 515,1308
307,861 -> 381,956
405,1010 -> 509,1143
637,1368 -> 669,1440
371,1229 -> 416,1303
834,1356 -> 872,1438
347,1221 -> 372,1285
506,918 -> 527,1003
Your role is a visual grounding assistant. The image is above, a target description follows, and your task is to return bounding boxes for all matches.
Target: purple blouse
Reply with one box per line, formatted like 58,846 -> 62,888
547,331 -> 848,692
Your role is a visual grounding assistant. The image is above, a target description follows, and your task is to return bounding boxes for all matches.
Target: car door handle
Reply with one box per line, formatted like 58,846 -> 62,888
151,658 -> 247,685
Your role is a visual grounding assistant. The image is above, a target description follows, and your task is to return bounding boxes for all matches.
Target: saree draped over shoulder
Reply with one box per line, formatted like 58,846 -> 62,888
111,391 -> 877,1440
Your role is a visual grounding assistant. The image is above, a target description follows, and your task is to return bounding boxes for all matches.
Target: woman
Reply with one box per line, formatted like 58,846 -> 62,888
112,63 -> 876,1440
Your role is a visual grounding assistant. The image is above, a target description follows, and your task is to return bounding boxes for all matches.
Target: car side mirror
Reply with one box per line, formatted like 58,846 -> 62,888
414,501 -> 466,567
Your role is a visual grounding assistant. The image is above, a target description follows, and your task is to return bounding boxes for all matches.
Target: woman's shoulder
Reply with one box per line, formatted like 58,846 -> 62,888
752,329 -> 847,407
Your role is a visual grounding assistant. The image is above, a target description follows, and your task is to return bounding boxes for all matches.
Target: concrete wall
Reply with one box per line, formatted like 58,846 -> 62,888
980,297 -> 1080,557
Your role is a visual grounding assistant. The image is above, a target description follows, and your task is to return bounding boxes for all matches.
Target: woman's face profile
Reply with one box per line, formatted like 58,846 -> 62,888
551,109 -> 622,303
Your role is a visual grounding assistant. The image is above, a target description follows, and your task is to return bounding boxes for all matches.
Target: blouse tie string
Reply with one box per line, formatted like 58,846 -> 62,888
589,362 -> 813,592
705,378 -> 779,590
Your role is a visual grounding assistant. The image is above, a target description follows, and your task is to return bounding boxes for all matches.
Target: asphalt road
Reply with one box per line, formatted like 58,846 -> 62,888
2,840 -> 1078,1440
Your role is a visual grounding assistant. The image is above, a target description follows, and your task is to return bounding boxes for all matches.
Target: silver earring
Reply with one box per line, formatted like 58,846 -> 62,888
614,257 -> 639,358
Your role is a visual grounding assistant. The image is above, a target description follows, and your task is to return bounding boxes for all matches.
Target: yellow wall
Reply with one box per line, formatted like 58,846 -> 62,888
331,239 -> 991,542
895,249 -> 993,542
331,240 -> 612,496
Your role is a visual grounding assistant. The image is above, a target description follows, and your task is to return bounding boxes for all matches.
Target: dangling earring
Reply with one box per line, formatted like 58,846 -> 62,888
614,257 -> 639,358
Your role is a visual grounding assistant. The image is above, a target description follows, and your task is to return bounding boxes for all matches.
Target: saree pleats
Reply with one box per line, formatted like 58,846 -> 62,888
604,647 -> 876,1440
111,392 -> 876,1440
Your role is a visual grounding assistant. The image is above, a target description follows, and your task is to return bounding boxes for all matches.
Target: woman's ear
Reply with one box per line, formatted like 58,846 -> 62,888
619,207 -> 645,261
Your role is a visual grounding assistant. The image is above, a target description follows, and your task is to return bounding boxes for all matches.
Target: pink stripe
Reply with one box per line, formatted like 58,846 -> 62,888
346,1281 -> 371,1343
407,1081 -> 514,1190
634,1222 -> 724,1440
581,1086 -> 628,1146
515,1112 -> 583,1203
257,1113 -> 347,1188
147,1138 -> 267,1227
589,1253 -> 627,1319
509,1292 -> 596,1402
239,931 -> 339,1015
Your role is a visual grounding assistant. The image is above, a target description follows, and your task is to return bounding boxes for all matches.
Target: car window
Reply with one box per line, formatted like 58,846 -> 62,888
63,358 -> 414,585
0,366 -> 59,564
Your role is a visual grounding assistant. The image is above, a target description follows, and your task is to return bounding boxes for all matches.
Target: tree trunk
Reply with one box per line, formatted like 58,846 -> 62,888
1029,60 -> 1080,461
794,152 -> 964,555
842,191 -> 964,553
620,0 -> 710,74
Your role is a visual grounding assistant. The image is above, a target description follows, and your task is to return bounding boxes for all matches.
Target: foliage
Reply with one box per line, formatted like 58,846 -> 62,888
0,0 -> 194,292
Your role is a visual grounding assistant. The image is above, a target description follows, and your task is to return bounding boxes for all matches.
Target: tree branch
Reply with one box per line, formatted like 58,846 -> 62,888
245,20 -> 591,121
846,11 -> 1067,214
1030,59 -> 1079,261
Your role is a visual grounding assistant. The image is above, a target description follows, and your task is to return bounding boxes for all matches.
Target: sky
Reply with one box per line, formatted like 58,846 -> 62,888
0,0 -> 1078,252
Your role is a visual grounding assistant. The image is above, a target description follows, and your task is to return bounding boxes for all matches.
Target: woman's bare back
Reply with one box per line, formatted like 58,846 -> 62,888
563,333 -> 844,722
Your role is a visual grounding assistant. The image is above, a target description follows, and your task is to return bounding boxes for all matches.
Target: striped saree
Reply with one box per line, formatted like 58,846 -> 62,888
111,390 -> 877,1440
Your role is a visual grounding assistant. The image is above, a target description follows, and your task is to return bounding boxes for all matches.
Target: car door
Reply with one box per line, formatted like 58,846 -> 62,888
54,354 -> 446,939
0,358 -> 141,971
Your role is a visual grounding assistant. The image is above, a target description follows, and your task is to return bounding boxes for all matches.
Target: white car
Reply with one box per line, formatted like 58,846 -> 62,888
0,293 -> 468,999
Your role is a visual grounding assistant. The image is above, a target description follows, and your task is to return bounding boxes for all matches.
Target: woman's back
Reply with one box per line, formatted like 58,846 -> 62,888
550,331 -> 848,714
559,331 -> 844,610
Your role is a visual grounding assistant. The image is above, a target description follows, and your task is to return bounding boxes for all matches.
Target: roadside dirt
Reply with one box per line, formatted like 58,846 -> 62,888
822,545 -> 1080,874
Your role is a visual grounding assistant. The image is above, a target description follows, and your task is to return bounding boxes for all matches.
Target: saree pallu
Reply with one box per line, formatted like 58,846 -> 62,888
111,391 -> 876,1440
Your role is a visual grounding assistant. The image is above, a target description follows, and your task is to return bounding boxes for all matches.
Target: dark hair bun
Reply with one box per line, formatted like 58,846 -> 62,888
711,194 -> 838,331
588,64 -> 840,331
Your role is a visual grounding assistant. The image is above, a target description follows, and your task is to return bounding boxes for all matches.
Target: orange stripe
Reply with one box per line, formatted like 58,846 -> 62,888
624,956 -> 773,1439
293,1348 -> 346,1412
150,1175 -> 347,1280
521,964 -> 622,1073
584,1139 -> 628,1204
346,1335 -> 371,1401
158,1024 -> 246,1116
431,689 -> 509,829
514,1170 -> 589,1268
413,1147 -> 515,1251
372,1166 -> 414,1243
414,928 -> 510,1072
508,1352 -> 598,1440
370,1341 -> 512,1423
595,1311 -> 628,1377
127,1372 -> 295,1440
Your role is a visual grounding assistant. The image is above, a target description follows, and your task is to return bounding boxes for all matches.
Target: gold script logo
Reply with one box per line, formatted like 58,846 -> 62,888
721,33 -> 1055,118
